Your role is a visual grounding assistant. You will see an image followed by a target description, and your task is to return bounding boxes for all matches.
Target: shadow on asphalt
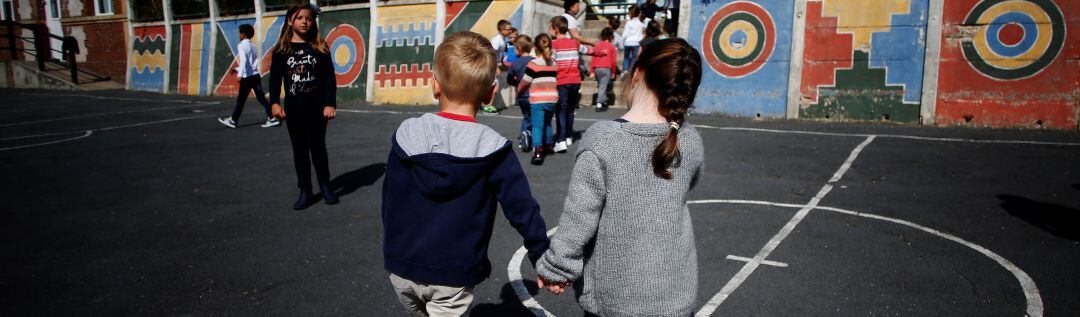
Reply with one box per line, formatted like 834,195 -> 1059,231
999,192 -> 1080,241
330,163 -> 387,197
471,281 -> 537,316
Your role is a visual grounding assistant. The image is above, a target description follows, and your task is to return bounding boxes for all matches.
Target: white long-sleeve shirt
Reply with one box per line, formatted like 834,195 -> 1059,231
623,18 -> 649,47
234,39 -> 259,79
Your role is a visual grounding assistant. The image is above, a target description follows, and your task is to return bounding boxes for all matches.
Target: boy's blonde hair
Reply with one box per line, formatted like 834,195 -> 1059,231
434,32 -> 497,105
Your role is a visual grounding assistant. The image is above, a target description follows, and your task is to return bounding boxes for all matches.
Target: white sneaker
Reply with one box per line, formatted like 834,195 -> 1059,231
218,117 -> 237,128
261,117 -> 281,128
565,137 -> 573,146
554,141 -> 568,153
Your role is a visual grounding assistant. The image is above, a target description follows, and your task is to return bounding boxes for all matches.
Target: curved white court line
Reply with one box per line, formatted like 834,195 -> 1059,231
0,130 -> 93,151
508,228 -> 559,317
506,200 -> 1043,317
0,102 -> 219,127
0,115 -> 215,151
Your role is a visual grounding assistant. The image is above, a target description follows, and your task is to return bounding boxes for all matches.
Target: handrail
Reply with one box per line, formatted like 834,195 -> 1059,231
3,20 -> 110,84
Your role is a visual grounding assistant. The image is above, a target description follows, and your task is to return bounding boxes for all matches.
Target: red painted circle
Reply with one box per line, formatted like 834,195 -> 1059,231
701,1 -> 776,78
997,22 -> 1025,46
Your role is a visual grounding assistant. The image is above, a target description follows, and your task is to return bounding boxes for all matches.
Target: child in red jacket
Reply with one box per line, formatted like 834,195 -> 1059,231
590,27 -> 619,112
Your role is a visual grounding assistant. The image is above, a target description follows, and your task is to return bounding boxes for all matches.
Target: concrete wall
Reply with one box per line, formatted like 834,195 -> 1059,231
687,0 -> 1078,129
10,60 -> 79,90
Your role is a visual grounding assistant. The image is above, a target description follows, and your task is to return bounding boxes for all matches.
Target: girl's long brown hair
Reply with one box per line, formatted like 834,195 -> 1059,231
533,33 -> 554,64
628,38 -> 703,179
271,4 -> 328,55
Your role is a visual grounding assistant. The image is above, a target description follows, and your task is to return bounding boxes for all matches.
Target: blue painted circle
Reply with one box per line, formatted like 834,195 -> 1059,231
330,38 -> 357,74
729,29 -> 748,48
985,12 -> 1038,58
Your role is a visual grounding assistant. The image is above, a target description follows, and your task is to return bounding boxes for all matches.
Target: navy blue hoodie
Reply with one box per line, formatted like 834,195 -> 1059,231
382,113 -> 550,287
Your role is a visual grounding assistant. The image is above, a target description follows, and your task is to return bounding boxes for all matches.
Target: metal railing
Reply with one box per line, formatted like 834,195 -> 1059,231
1,20 -> 110,84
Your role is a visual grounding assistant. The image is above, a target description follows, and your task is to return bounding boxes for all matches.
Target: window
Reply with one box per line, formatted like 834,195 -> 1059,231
218,0 -> 255,16
1,0 -> 14,21
171,0 -> 209,19
130,0 -> 165,22
48,0 -> 60,18
95,0 -> 114,15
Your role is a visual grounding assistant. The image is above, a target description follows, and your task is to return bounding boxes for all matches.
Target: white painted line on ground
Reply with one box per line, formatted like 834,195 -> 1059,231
0,102 -> 219,127
508,227 -> 558,317
0,115 -> 216,151
726,255 -> 789,268
696,135 -> 874,316
16,92 -> 216,104
0,130 -> 93,151
686,199 -> 1043,317
694,125 -> 1080,147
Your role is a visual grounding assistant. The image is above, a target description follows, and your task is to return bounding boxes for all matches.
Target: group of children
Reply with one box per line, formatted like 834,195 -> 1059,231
219,3 -> 706,316
500,0 -> 670,167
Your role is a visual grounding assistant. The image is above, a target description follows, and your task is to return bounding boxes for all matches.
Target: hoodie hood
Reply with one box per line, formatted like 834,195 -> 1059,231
391,113 -> 510,199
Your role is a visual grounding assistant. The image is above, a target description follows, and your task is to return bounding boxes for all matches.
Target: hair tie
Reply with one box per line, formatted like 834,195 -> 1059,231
669,122 -> 681,130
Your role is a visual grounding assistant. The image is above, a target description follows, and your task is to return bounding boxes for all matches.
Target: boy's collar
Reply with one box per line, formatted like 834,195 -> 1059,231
436,112 -> 478,123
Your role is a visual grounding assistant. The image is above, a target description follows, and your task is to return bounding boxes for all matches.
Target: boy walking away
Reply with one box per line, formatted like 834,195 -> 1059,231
590,27 -> 618,112
506,35 -> 536,152
382,31 -> 550,316
550,16 -> 604,153
486,20 -> 515,114
219,24 -> 279,129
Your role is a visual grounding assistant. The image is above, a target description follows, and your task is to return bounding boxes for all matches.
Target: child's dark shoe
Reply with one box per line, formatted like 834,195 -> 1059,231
320,184 -> 339,205
530,147 -> 545,165
293,191 -> 315,210
542,145 -> 555,155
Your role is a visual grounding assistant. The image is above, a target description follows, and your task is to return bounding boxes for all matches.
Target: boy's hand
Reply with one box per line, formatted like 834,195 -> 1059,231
272,104 -> 285,119
537,275 -> 569,295
323,106 -> 336,120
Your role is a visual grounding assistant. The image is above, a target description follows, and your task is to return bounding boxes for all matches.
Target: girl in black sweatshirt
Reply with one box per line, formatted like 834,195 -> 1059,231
268,4 -> 338,210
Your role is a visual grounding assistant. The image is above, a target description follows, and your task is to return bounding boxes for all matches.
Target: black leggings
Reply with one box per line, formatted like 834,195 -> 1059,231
285,105 -> 331,192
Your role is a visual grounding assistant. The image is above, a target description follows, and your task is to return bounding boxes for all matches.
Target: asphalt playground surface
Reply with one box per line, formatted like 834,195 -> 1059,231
2,88 -> 1079,316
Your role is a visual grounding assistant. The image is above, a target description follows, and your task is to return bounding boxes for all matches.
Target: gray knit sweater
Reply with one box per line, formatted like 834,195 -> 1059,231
536,120 -> 704,316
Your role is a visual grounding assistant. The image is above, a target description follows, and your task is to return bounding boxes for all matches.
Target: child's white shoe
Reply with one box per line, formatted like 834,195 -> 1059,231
554,141 -> 568,153
218,117 -> 237,129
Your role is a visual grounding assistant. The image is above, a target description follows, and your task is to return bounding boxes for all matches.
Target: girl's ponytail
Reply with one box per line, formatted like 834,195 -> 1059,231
632,39 -> 702,179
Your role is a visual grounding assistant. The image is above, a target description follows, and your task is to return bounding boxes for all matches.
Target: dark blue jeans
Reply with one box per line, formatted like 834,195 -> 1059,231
517,98 -> 531,132
556,84 -> 580,142
624,45 -> 640,71
231,75 -> 272,122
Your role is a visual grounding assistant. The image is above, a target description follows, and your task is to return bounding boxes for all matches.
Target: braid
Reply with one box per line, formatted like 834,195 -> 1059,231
645,39 -> 702,179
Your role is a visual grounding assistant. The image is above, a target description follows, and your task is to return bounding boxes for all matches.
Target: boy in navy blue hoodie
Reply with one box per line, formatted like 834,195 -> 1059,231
382,31 -> 550,316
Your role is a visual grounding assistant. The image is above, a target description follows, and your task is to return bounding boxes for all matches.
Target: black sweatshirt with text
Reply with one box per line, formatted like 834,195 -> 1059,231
269,42 -> 337,109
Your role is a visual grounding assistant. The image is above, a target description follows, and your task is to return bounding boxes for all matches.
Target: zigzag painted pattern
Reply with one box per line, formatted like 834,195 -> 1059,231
376,22 -> 436,47
131,51 -> 167,73
374,64 -> 433,88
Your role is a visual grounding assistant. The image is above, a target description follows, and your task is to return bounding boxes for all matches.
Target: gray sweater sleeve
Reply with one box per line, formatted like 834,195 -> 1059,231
535,150 -> 605,282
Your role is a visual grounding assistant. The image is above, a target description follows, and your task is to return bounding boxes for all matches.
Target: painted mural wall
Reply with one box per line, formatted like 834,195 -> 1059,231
682,0 -> 1076,128
169,21 -> 213,95
935,0 -> 1078,129
798,0 -> 929,123
373,3 -> 437,105
689,0 -> 794,117
129,25 -> 167,92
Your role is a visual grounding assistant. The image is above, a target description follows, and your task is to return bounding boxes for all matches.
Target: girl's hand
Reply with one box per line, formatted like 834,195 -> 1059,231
272,104 -> 285,119
537,275 -> 568,295
323,106 -> 336,120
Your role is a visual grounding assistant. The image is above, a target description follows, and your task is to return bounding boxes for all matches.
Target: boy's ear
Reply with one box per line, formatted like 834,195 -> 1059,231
431,77 -> 442,101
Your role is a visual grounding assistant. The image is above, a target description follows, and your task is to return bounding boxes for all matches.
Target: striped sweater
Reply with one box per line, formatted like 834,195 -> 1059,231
552,37 -> 604,85
518,58 -> 559,105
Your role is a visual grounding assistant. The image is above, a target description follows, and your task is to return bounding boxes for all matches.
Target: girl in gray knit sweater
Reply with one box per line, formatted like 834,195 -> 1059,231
536,38 -> 705,316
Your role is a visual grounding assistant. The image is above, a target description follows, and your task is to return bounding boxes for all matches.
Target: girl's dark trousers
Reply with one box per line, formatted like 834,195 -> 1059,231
285,104 -> 331,192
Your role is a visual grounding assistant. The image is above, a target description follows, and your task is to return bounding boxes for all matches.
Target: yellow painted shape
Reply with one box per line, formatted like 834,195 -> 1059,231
373,85 -> 434,105
186,24 -> 204,95
973,0 -> 1052,70
719,20 -> 759,59
821,0 -> 910,50
377,4 -> 437,28
131,51 -> 166,73
334,44 -> 350,68
471,0 -> 522,38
